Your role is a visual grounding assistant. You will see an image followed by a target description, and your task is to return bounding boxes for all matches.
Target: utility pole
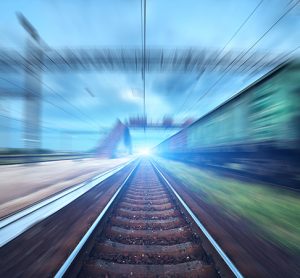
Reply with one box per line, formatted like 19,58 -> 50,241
17,13 -> 43,151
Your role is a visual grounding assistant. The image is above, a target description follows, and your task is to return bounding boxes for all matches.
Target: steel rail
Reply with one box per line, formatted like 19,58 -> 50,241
0,158 -> 135,247
151,160 -> 244,278
54,160 -> 139,278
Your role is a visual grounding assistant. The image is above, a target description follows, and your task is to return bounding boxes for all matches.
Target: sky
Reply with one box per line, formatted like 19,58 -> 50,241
0,0 -> 299,152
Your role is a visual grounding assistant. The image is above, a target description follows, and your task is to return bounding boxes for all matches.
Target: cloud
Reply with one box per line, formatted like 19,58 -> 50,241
0,0 -> 298,150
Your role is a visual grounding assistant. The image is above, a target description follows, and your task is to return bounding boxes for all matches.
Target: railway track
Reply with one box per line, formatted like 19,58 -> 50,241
0,159 -> 134,247
60,159 -> 242,277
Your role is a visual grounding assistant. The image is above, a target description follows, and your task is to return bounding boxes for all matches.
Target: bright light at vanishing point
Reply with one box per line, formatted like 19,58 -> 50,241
139,148 -> 151,156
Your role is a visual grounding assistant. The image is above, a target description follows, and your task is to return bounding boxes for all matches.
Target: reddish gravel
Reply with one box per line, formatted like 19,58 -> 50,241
0,162 -> 136,277
2,158 -> 275,277
73,160 -> 219,277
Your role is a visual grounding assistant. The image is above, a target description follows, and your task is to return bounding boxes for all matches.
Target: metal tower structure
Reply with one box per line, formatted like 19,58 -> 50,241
0,14 -> 296,150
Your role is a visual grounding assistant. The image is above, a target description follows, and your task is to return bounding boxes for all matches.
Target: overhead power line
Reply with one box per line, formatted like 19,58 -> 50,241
143,0 -> 147,132
183,0 -> 299,116
177,0 -> 265,117
211,0 -> 264,72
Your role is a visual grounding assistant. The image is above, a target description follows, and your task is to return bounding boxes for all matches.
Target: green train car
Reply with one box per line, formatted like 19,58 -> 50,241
187,60 -> 300,151
156,59 -> 300,187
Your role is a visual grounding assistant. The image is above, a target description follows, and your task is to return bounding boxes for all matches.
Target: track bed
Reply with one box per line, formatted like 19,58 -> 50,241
68,160 -> 220,277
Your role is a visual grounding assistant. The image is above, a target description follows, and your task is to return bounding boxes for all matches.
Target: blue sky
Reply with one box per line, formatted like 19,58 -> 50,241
0,0 -> 299,152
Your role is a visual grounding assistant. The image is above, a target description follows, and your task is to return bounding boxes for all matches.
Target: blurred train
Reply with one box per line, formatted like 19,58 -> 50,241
156,59 -> 300,187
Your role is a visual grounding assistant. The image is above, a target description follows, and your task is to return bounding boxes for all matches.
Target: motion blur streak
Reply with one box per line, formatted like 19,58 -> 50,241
0,1 -> 299,277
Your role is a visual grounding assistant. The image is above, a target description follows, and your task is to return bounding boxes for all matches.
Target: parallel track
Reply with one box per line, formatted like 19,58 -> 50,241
61,159 -> 242,277
0,159 -> 134,247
